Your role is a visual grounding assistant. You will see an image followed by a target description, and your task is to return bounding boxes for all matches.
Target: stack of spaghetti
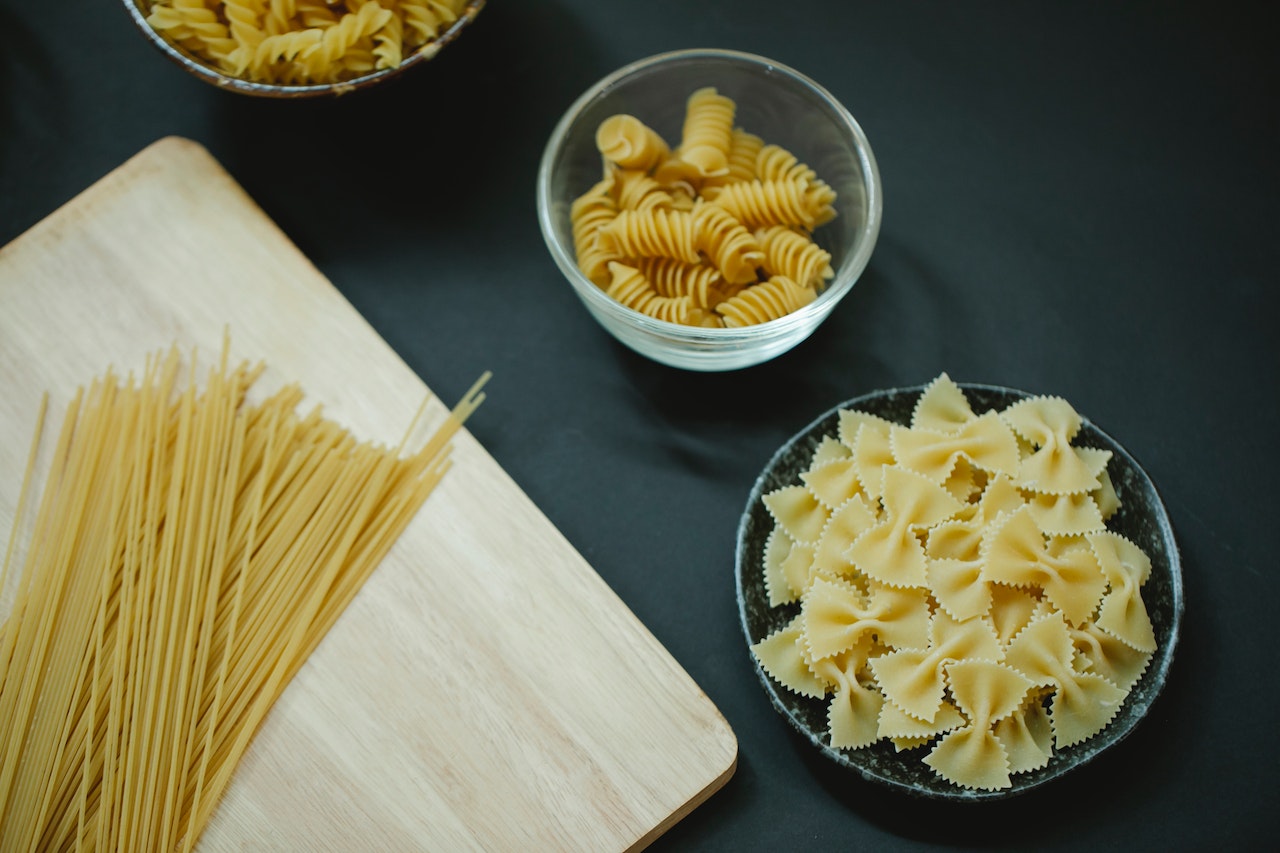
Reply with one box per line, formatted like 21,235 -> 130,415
0,342 -> 487,851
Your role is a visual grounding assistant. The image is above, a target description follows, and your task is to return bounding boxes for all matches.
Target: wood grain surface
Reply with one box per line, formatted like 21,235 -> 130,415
0,136 -> 737,852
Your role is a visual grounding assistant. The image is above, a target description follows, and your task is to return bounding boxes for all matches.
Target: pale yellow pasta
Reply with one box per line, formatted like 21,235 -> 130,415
569,177 -> 618,286
1003,613 -> 1128,749
811,495 -> 879,581
762,483 -> 830,545
801,577 -> 931,661
715,275 -> 816,328
756,224 -> 833,289
982,506 -> 1107,626
145,0 -> 472,85
924,660 -> 1035,790
749,377 -> 1159,790
691,201 -> 765,286
871,610 -> 1002,723
814,642 -> 884,749
889,412 -> 1021,485
845,465 -> 964,588
750,615 -> 828,699
911,372 -> 977,432
596,209 -> 700,265
800,456 -> 863,510
1002,396 -> 1112,495
679,87 -> 736,176
604,262 -> 692,324
568,88 -> 841,327
596,115 -> 671,172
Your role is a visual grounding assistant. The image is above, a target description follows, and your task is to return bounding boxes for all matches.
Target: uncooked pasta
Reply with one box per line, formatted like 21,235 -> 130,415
0,336 -> 488,850
143,0 -> 475,85
569,86 -> 839,328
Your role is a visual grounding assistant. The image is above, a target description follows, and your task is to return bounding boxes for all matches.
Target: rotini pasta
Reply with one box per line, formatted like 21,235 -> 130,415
144,0 -> 474,85
569,87 -> 841,328
757,224 -> 833,289
679,87 -> 736,177
605,262 -> 693,324
596,209 -> 700,265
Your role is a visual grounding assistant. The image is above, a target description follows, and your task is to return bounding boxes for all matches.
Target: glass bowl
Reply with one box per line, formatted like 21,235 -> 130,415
735,383 -> 1184,800
120,1 -> 486,98
536,49 -> 883,371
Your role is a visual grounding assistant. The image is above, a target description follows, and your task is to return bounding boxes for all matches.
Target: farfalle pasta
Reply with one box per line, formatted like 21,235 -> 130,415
748,374 -> 1160,790
144,0 -> 473,86
569,87 -> 840,327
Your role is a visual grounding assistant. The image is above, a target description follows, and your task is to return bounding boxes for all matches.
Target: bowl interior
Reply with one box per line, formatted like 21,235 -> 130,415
538,49 -> 881,362
735,383 -> 1183,801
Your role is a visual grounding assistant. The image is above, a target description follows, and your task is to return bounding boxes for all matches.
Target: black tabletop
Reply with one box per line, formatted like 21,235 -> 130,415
2,2 -> 1275,850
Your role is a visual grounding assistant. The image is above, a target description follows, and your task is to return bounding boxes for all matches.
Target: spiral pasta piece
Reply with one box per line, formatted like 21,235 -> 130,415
692,201 -> 765,286
596,115 -> 671,173
711,178 -> 830,231
716,275 -> 816,327
634,257 -> 728,308
757,225 -> 834,289
596,209 -> 700,265
680,87 -> 735,177
701,128 -> 764,200
570,178 -> 620,286
605,262 -> 693,324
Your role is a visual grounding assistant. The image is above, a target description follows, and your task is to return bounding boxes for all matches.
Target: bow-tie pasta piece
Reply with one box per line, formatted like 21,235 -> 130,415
1088,531 -> 1157,653
811,433 -> 853,467
846,465 -> 966,588
763,484 -> 829,545
1001,396 -> 1112,495
750,614 -> 829,699
910,372 -> 977,433
801,456 -> 864,510
982,505 -> 1108,626
869,610 -> 1003,723
1004,613 -> 1128,749
890,411 -> 1020,484
877,695 -> 966,745
812,495 -> 879,580
993,689 -> 1055,774
812,640 -> 885,749
1027,491 -> 1106,537
801,577 -> 930,661
1069,620 -> 1153,692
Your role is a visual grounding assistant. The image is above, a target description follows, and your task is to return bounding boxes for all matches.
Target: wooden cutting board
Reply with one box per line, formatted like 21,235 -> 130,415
0,136 -> 736,851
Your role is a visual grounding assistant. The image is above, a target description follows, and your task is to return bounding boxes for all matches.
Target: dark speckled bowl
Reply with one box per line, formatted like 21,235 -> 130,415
121,1 -> 486,99
735,383 -> 1183,801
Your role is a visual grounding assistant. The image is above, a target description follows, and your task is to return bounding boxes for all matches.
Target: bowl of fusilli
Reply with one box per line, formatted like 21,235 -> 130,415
537,48 -> 882,371
122,0 -> 486,98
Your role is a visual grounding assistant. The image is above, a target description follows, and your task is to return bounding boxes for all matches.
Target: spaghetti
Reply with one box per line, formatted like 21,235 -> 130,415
0,339 -> 488,851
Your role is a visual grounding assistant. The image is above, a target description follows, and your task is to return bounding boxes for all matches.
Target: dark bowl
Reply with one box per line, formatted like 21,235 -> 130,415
735,382 -> 1183,801
121,1 -> 486,98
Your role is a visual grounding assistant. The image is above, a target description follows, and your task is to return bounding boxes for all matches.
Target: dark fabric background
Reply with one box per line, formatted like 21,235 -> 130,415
2,1 -> 1275,849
